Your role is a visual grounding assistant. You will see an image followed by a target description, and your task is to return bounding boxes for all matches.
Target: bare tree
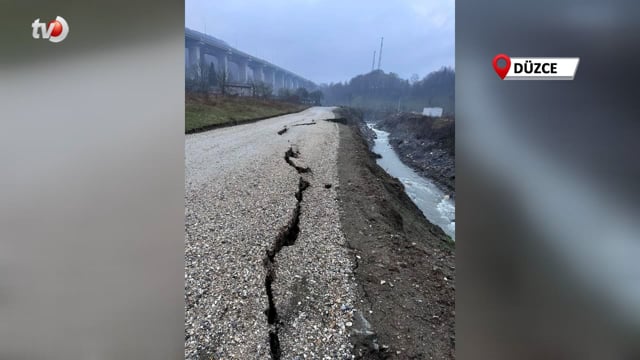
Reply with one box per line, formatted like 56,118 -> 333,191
309,90 -> 324,105
185,63 -> 211,94
248,79 -> 257,97
257,82 -> 273,98
216,69 -> 230,95
250,80 -> 272,98
410,73 -> 420,85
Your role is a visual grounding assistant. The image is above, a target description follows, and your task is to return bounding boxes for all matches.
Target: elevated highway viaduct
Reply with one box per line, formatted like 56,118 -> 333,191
185,28 -> 315,91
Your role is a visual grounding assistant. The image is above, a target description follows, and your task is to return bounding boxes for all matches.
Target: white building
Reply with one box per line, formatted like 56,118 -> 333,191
422,107 -> 443,117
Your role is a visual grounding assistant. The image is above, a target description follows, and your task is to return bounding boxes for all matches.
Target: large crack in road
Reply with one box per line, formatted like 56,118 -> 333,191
284,147 -> 311,174
185,107 -> 357,359
263,174 -> 310,360
264,147 -> 312,360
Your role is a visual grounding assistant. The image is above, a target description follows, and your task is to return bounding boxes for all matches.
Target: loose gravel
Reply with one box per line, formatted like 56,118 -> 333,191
185,107 -> 357,359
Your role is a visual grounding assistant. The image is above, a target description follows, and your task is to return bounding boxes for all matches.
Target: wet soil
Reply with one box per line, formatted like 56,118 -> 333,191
376,113 -> 455,197
334,108 -> 456,359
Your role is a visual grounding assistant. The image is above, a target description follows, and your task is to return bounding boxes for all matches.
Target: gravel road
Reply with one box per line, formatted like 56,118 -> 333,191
185,107 -> 357,359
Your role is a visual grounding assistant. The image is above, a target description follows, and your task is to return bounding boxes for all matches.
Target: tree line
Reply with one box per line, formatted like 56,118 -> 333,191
320,67 -> 454,115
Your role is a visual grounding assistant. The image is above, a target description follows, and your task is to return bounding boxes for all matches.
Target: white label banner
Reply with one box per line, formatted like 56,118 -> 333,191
506,57 -> 580,80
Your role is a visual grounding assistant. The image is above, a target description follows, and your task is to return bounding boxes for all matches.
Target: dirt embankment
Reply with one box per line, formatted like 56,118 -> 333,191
377,113 -> 455,197
333,108 -> 455,359
359,121 -> 377,150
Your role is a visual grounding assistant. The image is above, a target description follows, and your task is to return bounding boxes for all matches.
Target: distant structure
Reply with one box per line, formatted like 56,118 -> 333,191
371,50 -> 376,72
377,37 -> 384,70
185,28 -> 315,92
422,107 -> 444,117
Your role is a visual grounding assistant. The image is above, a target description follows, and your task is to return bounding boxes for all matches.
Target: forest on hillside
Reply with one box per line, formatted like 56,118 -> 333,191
320,67 -> 454,115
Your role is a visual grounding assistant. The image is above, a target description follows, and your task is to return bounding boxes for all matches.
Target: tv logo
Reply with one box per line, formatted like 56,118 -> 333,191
32,16 -> 69,43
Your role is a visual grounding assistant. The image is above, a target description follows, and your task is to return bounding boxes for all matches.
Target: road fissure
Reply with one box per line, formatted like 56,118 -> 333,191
263,148 -> 312,360
284,147 -> 311,174
292,121 -> 316,127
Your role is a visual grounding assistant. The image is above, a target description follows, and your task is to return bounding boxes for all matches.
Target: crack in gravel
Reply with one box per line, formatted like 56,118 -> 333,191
284,147 -> 311,174
323,117 -> 348,125
185,108 -> 352,359
292,121 -> 316,126
263,149 -> 312,360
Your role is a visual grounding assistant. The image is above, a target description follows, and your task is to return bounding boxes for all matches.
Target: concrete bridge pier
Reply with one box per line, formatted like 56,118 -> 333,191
272,71 -> 279,91
276,71 -> 285,91
215,52 -> 229,78
186,29 -> 315,93
251,64 -> 264,83
187,45 -> 202,80
264,67 -> 276,90
237,58 -> 249,83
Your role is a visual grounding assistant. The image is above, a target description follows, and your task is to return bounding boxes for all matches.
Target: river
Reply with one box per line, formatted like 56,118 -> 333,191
368,124 -> 456,239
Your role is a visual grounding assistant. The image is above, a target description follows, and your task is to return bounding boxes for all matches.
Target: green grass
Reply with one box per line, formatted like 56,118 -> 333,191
185,94 -> 308,133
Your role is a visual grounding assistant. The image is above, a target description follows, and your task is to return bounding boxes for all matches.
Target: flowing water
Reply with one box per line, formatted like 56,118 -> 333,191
368,124 -> 456,239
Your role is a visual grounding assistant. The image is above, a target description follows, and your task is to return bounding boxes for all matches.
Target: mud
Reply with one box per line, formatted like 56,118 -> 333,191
335,108 -> 456,359
376,113 -> 455,197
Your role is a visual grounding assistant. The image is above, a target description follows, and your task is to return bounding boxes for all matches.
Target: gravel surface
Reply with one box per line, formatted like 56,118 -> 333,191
185,107 -> 357,359
273,120 -> 357,359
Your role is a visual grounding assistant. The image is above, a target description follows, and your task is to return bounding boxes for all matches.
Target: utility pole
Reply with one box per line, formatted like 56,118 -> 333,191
377,37 -> 384,70
371,50 -> 376,72
203,16 -> 207,36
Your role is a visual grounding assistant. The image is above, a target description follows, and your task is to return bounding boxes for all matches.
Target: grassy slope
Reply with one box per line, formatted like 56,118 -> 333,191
185,94 -> 308,133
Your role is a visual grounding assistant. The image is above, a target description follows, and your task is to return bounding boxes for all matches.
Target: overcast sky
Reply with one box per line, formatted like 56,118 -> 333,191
185,0 -> 454,84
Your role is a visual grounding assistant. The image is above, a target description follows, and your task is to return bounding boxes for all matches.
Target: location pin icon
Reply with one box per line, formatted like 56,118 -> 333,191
492,54 -> 511,79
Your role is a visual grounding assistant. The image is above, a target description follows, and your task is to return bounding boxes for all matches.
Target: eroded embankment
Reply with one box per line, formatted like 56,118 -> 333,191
332,107 -> 456,359
376,112 -> 455,197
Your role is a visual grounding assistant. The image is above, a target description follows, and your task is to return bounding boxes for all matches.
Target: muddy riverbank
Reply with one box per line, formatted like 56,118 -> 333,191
334,108 -> 455,359
369,112 -> 455,197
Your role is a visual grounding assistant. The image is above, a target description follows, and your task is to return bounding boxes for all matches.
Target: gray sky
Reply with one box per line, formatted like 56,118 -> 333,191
185,0 -> 454,84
